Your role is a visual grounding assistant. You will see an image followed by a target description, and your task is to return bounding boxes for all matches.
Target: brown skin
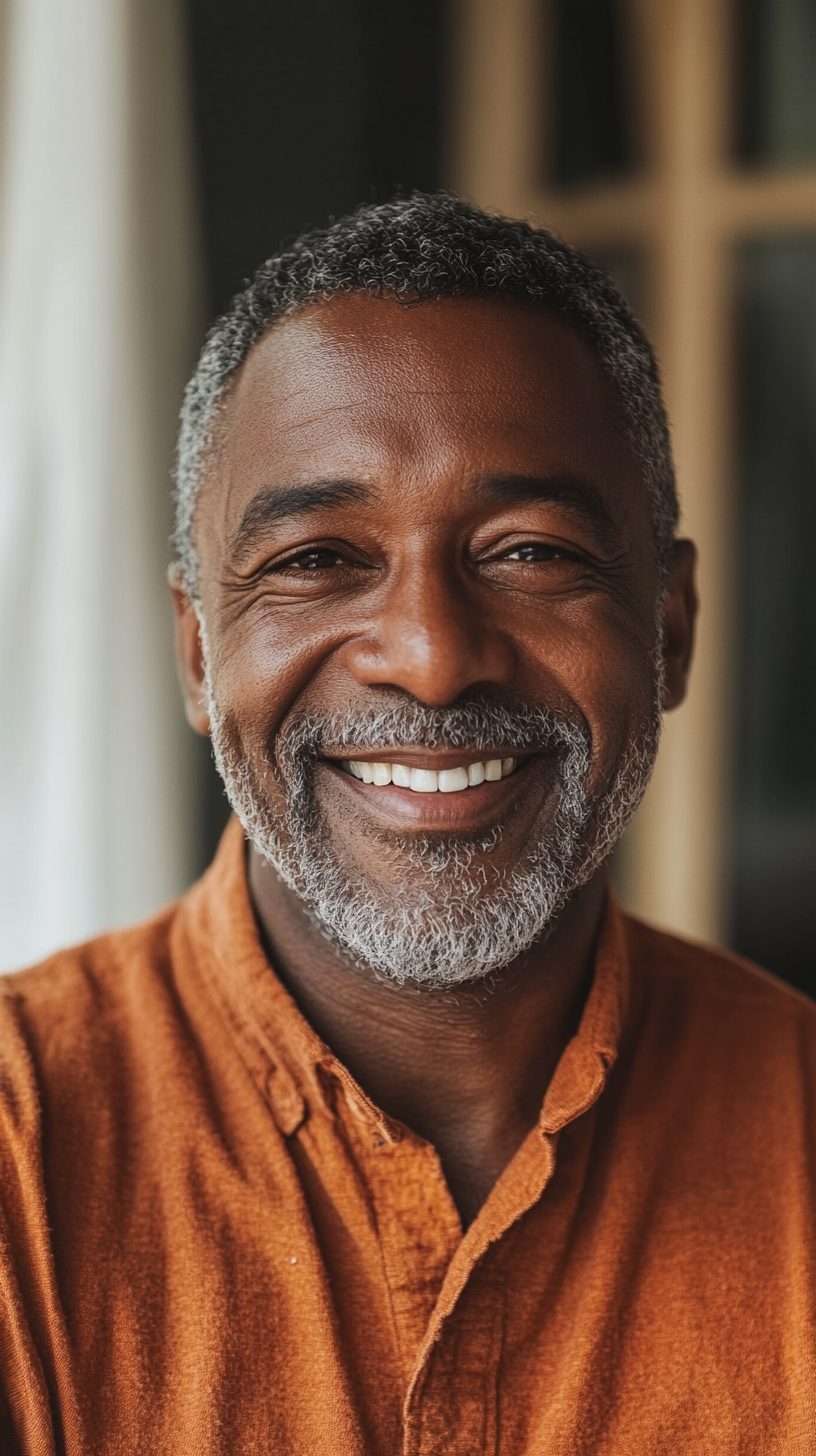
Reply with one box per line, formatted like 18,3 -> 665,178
172,294 -> 697,1226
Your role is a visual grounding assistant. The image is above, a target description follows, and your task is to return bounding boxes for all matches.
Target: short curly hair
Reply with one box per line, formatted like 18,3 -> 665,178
174,192 -> 678,596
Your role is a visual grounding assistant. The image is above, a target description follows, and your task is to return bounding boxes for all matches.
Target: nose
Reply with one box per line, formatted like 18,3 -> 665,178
343,554 -> 516,706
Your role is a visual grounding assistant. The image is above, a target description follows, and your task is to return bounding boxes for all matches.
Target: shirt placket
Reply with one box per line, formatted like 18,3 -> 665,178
402,1271 -> 506,1456
356,1118 -> 563,1452
333,1075 -> 463,1383
399,1131 -> 557,1456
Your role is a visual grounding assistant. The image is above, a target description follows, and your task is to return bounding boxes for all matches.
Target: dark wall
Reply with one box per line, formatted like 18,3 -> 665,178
186,0 -> 448,316
184,0 -> 449,867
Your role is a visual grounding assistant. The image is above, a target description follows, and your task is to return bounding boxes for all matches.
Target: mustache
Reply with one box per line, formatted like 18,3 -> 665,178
274,695 -> 592,769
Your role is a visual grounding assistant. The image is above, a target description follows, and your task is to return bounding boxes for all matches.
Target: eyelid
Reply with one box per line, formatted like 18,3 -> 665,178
262,538 -> 373,573
476,533 -> 589,564
272,549 -> 339,570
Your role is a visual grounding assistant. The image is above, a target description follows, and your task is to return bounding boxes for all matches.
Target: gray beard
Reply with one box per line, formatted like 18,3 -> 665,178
205,679 -> 661,989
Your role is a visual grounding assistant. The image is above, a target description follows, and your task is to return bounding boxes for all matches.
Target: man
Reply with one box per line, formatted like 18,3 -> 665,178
1,194 -> 814,1454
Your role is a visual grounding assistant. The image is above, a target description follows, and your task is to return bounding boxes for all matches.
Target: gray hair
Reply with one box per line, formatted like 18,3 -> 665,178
173,192 -> 678,597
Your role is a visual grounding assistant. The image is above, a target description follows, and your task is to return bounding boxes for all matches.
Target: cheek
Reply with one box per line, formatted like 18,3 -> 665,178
209,609 -> 337,746
516,604 -> 657,784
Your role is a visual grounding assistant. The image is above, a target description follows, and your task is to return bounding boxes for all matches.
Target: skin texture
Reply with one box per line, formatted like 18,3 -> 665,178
172,293 -> 697,1225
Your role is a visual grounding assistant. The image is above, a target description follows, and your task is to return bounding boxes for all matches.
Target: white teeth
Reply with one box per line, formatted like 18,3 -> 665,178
345,757 -> 519,792
410,767 -> 439,793
438,766 -> 469,793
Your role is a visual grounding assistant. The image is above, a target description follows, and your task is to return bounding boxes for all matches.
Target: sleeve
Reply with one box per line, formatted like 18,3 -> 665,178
0,1386 -> 25,1456
0,990 -> 61,1455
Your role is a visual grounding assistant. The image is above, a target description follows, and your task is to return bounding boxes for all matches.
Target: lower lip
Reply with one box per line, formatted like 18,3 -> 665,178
322,759 -> 536,830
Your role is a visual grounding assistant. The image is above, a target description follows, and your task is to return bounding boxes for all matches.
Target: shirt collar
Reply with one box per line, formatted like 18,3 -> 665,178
539,889 -> 630,1136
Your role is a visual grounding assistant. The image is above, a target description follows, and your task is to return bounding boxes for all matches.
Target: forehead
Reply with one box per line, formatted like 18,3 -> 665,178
200,292 -> 646,540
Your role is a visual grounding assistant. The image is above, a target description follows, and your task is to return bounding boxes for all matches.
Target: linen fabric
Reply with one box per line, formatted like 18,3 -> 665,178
1,818 -> 815,1454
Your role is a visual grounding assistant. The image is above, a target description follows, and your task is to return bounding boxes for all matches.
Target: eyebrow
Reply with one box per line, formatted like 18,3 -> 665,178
228,468 -> 621,563
229,479 -> 376,559
470,472 -> 619,542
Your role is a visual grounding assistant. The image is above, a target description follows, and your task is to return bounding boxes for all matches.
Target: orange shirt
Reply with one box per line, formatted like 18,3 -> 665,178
2,817 -> 816,1455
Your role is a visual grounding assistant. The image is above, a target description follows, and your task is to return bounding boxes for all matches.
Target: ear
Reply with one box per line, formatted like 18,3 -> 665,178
661,539 -> 698,711
168,564 -> 210,735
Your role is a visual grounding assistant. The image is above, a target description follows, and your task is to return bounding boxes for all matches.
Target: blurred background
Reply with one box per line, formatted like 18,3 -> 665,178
0,0 -> 814,993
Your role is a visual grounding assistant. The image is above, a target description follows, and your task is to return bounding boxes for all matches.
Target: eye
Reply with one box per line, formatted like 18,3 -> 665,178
273,547 -> 348,573
502,541 -> 581,563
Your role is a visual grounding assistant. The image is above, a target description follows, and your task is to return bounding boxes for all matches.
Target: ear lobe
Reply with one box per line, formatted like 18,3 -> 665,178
168,566 -> 211,736
660,539 -> 698,711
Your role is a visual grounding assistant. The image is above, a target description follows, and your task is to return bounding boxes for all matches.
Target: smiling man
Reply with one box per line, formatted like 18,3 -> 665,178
2,195 -> 816,1454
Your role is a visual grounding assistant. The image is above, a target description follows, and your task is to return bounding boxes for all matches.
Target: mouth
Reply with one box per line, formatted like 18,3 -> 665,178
338,754 -> 521,793
318,747 -> 557,836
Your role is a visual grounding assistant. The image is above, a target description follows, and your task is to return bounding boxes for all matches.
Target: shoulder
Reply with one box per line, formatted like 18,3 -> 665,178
0,823 -> 246,1085
1,904 -> 179,1039
622,911 -> 815,1016
619,910 -> 816,1095
0,900 -> 200,1257
0,903 -> 188,1131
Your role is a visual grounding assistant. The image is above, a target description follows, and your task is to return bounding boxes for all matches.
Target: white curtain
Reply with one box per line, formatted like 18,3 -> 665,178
0,0 -> 203,970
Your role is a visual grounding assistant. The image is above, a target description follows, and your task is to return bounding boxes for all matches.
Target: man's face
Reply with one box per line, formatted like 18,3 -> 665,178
178,294 -> 690,985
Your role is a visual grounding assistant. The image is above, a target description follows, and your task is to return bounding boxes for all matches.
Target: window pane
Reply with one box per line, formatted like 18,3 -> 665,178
735,0 -> 816,166
731,236 -> 816,994
550,0 -> 633,189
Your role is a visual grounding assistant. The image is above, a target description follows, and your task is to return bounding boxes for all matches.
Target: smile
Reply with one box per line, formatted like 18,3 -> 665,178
340,757 -> 520,793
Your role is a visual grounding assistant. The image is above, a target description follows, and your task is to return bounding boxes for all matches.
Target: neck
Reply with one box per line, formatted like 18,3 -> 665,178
248,846 -> 608,1227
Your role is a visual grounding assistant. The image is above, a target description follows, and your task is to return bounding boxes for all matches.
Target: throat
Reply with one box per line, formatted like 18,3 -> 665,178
400,1095 -> 548,1230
